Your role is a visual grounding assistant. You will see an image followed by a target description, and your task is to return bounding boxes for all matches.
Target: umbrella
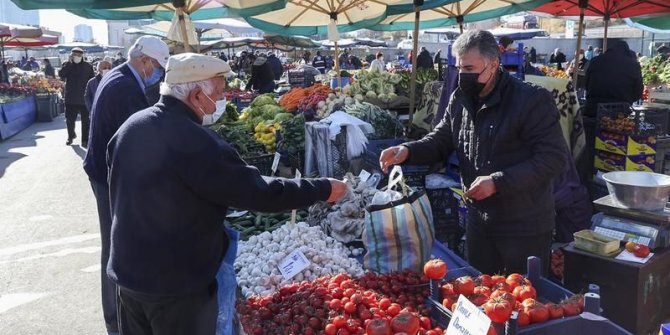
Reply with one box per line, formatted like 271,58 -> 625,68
353,37 -> 387,47
425,27 -> 549,40
1,23 -> 47,59
265,35 -> 321,49
533,0 -> 670,82
625,15 -> 670,33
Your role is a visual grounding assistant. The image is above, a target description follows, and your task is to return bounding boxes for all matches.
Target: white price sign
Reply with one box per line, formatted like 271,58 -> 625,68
358,169 -> 371,183
290,170 -> 302,224
446,295 -> 492,335
278,250 -> 311,280
271,152 -> 281,175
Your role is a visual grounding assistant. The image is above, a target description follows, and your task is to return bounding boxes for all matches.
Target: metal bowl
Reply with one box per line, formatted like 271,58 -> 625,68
602,171 -> 670,211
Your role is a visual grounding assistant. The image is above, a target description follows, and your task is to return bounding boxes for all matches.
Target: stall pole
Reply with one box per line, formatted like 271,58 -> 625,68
408,0 -> 424,130
572,0 -> 587,84
334,41 -> 341,91
173,0 -> 191,53
602,14 -> 610,52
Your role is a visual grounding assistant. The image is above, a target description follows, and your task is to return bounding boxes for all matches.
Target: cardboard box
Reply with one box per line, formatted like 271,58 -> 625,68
595,131 -> 657,155
595,150 -> 655,172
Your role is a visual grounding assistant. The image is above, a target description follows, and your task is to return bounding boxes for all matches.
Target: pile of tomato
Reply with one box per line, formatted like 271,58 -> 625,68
237,271 -> 445,335
438,273 -> 584,328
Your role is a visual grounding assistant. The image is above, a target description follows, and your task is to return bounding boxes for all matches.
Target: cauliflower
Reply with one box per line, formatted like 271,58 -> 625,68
366,91 -> 377,99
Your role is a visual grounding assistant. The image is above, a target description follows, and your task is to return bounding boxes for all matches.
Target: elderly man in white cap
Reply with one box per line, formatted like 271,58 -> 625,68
82,35 -> 169,335
106,53 -> 347,334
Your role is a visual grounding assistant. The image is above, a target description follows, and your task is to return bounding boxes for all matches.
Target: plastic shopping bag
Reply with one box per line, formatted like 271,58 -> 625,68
363,166 -> 435,273
216,227 -> 239,335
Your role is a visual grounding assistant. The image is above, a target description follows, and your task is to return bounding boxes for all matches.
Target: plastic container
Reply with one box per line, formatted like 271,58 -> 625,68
573,230 -> 621,256
427,257 -> 593,335
244,154 -> 275,176
330,77 -> 351,88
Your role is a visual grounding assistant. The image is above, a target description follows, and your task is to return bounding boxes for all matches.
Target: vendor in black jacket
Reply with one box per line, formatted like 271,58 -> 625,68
107,53 -> 347,335
380,30 -> 567,275
248,56 -> 275,93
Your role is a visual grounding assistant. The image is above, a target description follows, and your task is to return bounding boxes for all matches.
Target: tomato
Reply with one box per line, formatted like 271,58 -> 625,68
505,273 -> 529,289
325,323 -> 338,335
475,274 -> 494,288
560,301 -> 581,316
419,316 -> 431,330
517,310 -> 530,327
426,331 -> 439,335
453,276 -> 475,296
365,318 -> 392,335
337,328 -> 350,335
351,293 -> 363,304
440,283 -> 455,297
547,303 -> 564,319
330,299 -> 343,311
474,286 -> 492,297
344,288 -> 356,298
333,316 -> 347,328
391,312 -> 421,335
492,282 -> 512,293
625,241 -> 637,252
387,303 -> 402,317
490,290 -> 515,305
521,298 -> 536,308
379,298 -> 392,311
346,319 -> 362,333
423,259 -> 448,280
512,285 -> 537,302
525,301 -> 550,324
487,325 -> 497,335
469,293 -> 489,307
633,244 -> 651,258
344,302 -> 357,314
484,296 -> 513,323
491,275 -> 506,286
359,308 -> 373,321
442,294 -> 458,310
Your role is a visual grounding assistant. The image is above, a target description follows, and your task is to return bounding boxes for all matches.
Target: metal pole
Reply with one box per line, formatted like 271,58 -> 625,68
176,7 -> 191,53
572,4 -> 585,84
334,41 -> 341,91
408,1 -> 423,130
602,16 -> 610,52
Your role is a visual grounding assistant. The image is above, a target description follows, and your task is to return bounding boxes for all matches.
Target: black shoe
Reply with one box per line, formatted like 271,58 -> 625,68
66,138 -> 73,145
81,141 -> 88,148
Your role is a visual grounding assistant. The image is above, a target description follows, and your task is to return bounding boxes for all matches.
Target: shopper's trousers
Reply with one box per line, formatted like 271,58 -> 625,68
117,284 -> 218,335
90,179 -> 118,334
466,222 -> 552,276
65,103 -> 89,142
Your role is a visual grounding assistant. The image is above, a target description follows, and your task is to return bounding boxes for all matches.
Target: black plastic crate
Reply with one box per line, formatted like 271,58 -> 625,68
596,103 -> 662,136
427,188 -> 460,213
244,154 -> 275,176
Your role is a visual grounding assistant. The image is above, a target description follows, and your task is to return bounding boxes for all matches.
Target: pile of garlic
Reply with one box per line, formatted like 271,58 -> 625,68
234,222 -> 365,298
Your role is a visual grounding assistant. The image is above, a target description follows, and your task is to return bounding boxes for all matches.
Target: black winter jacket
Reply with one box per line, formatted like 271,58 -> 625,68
404,71 -> 567,236
59,61 -> 95,105
417,50 -> 434,70
585,41 -> 643,117
267,55 -> 283,80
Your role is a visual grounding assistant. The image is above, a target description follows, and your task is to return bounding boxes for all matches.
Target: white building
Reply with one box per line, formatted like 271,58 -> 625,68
74,24 -> 94,43
0,0 -> 39,26
107,19 -> 154,49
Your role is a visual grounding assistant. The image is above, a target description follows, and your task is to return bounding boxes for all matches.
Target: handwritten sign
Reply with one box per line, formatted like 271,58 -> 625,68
271,152 -> 281,175
446,295 -> 491,335
278,250 -> 311,280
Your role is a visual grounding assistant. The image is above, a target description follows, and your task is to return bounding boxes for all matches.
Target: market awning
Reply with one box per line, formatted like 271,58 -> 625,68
3,34 -> 59,47
264,35 -> 321,49
425,27 -> 548,40
124,20 -> 260,42
0,22 -> 43,39
625,16 -> 670,34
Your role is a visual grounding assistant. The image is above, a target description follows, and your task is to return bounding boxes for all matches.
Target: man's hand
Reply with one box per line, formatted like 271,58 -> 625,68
326,179 -> 348,203
379,145 -> 409,173
464,175 -> 497,201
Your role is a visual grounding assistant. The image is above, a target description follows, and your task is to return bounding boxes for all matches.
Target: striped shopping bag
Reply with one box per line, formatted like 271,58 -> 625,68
363,166 -> 435,273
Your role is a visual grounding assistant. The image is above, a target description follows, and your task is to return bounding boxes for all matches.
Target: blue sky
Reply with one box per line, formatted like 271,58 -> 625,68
40,9 -> 109,44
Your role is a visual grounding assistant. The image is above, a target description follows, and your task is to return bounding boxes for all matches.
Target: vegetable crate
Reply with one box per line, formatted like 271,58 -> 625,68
234,97 -> 253,111
244,153 -> 275,176
432,212 -> 465,258
426,257 -> 625,335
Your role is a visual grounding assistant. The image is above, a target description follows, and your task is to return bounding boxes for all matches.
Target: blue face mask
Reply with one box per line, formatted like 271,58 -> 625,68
145,67 -> 163,87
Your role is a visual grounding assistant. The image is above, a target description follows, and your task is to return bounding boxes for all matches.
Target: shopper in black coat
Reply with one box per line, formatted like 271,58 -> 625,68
248,57 -> 275,93
380,30 -> 567,275
549,48 -> 567,70
84,60 -> 112,113
266,52 -> 283,80
585,40 -> 643,117
417,47 -> 434,69
59,47 -> 95,145
43,58 -> 55,78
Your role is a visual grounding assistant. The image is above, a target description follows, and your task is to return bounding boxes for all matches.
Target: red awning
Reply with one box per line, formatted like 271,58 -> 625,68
533,0 -> 670,18
3,35 -> 59,47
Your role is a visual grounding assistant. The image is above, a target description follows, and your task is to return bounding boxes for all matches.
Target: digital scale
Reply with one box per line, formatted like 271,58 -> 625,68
592,195 -> 670,249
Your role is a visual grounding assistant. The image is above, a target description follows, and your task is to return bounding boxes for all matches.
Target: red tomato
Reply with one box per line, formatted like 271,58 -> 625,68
325,324 -> 338,335
470,293 -> 489,307
453,276 -> 475,296
442,294 -> 458,310
333,316 -> 347,328
391,312 -> 421,335
330,299 -> 343,311
487,325 -> 497,335
484,297 -> 513,323
517,310 -> 530,327
365,318 -> 392,335
547,303 -> 564,319
525,302 -> 550,324
387,303 -> 402,317
512,285 -> 537,302
423,259 -> 448,280
474,286 -> 492,297
633,244 -> 651,258
490,290 -> 515,305
492,282 -> 512,293
475,274 -> 494,288
419,316 -> 431,330
379,298 -> 392,311
560,301 -> 581,316
440,283 -> 455,297
344,302 -> 357,314
491,275 -> 506,286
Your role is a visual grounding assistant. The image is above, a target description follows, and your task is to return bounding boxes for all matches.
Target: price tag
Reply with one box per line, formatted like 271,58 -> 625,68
278,249 -> 311,280
226,210 -> 248,218
446,295 -> 491,335
290,170 -> 302,224
358,169 -> 371,183
271,152 -> 281,175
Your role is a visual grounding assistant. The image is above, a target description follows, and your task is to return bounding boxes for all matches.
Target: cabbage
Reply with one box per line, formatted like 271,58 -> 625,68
366,91 -> 377,99
273,113 -> 293,123
354,94 -> 364,102
251,94 -> 277,108
260,104 -> 284,120
388,92 -> 398,100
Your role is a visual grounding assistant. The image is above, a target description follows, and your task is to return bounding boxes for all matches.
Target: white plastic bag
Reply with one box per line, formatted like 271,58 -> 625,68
370,166 -> 409,205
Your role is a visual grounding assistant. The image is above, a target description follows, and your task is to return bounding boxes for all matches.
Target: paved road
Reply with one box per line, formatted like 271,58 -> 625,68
0,116 -> 104,334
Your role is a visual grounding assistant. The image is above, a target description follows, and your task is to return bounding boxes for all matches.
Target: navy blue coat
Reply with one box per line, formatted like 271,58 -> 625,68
84,64 -> 149,184
106,95 -> 332,296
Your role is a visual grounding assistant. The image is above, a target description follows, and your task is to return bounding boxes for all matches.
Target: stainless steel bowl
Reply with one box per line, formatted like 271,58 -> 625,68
602,171 -> 670,211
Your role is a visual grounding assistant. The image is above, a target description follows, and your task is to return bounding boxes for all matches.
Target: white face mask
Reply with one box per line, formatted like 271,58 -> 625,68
101,69 -> 110,76
73,56 -> 82,64
199,93 -> 227,126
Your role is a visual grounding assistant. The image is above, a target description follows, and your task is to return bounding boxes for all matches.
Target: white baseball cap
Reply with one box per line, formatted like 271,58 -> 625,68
164,53 -> 232,85
131,36 -> 170,68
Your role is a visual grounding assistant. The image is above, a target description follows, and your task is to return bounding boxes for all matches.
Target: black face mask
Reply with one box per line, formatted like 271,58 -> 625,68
458,66 -> 489,98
